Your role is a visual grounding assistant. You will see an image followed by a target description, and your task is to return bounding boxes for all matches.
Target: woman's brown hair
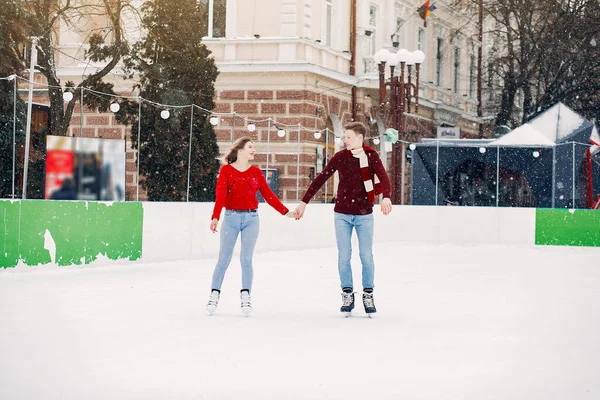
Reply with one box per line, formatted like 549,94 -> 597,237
223,137 -> 253,164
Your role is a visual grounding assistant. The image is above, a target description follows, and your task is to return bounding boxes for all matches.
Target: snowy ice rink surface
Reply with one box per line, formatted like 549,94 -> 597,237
1,242 -> 599,400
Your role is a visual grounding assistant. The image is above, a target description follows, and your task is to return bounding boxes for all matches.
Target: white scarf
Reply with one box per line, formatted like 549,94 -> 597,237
351,147 -> 381,204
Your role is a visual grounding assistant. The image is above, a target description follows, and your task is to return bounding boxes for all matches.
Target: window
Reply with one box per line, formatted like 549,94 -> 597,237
417,28 -> 425,51
212,0 -> 226,38
325,0 -> 332,46
199,0 -> 226,38
102,19 -> 115,45
393,17 -> 404,47
436,38 -> 444,86
453,46 -> 460,92
369,5 -> 377,55
469,54 -> 475,98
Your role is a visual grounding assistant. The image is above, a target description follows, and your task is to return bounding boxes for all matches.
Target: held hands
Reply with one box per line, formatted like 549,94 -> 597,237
210,218 -> 219,233
285,211 -> 296,218
380,198 -> 392,216
294,202 -> 307,220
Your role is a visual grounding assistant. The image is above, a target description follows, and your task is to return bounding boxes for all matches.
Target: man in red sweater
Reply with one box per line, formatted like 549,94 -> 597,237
295,122 -> 392,316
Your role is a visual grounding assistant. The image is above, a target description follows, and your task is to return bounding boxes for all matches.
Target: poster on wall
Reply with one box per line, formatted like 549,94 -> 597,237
45,135 -> 126,201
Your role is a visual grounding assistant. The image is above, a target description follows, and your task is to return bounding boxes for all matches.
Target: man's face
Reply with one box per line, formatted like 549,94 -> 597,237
343,129 -> 363,150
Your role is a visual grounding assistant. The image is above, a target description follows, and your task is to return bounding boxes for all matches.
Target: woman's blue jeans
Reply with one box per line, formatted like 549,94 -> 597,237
334,212 -> 375,291
211,210 -> 260,293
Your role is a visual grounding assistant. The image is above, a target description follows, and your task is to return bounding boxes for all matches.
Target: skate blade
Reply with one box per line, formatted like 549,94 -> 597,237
341,312 -> 352,318
206,305 -> 217,315
241,307 -> 252,317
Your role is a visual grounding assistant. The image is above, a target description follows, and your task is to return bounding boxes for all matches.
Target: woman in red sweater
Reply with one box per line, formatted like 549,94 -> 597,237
206,137 -> 293,316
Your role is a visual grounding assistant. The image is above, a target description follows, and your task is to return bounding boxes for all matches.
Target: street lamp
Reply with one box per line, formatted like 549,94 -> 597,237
375,47 -> 425,204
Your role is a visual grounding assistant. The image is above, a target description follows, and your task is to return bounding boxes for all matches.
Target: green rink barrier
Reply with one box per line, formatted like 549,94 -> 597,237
1,200 -> 143,268
0,201 -> 20,267
536,209 -> 600,247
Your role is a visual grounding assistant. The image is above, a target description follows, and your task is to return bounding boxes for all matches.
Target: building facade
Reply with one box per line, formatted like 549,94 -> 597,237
50,0 -> 487,202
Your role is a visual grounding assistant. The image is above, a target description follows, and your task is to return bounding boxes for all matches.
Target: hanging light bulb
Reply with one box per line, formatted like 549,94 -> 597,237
109,102 -> 120,113
373,137 -> 380,145
314,131 -> 322,139
277,128 -> 286,138
209,115 -> 219,126
160,110 -> 170,119
63,91 -> 73,102
409,143 -> 417,151
479,147 -> 486,154
247,122 -> 256,132
533,150 -> 540,158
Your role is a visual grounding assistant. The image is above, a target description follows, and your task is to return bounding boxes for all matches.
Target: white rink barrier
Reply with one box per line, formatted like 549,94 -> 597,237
142,203 -> 536,264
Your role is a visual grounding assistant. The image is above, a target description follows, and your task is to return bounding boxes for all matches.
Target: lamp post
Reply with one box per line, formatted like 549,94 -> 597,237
374,48 -> 425,204
22,36 -> 39,199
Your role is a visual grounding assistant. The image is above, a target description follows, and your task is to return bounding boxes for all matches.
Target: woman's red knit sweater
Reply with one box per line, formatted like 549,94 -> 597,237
211,164 -> 289,220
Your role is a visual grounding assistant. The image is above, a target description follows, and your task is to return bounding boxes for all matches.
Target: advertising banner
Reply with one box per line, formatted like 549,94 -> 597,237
45,136 -> 125,201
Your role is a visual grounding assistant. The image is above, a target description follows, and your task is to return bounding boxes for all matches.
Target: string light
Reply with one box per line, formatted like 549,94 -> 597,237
0,74 -> 385,143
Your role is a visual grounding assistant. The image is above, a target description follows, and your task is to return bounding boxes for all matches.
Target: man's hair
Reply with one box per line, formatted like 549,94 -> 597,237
344,121 -> 367,137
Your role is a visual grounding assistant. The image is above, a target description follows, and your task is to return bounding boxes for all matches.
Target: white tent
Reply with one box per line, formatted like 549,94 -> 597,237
490,124 -> 555,147
528,102 -> 590,143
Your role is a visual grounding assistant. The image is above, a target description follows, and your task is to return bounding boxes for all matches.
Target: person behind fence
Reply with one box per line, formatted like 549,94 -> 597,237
206,137 -> 295,316
50,178 -> 77,200
294,122 -> 392,316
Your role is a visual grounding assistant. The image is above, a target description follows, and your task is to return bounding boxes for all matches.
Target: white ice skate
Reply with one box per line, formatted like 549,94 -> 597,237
240,290 -> 252,317
206,290 -> 220,315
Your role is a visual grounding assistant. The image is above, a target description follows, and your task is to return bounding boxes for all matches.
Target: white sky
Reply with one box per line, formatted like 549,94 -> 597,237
1,239 -> 600,399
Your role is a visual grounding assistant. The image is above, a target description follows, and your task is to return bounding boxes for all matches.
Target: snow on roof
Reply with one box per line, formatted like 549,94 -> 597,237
490,124 -> 555,147
528,103 -> 587,142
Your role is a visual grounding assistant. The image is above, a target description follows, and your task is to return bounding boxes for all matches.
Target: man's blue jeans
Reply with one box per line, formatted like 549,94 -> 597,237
211,210 -> 260,292
333,212 -> 375,290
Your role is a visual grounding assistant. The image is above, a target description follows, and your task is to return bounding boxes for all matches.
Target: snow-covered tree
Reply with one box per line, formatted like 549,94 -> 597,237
485,0 -> 600,125
118,0 -> 220,201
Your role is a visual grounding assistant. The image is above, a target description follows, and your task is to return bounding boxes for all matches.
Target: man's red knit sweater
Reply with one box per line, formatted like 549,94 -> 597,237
301,146 -> 391,215
211,164 -> 289,220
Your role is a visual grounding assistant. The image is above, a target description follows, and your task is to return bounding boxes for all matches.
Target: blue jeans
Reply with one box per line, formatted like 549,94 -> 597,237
211,210 -> 260,293
334,212 -> 375,291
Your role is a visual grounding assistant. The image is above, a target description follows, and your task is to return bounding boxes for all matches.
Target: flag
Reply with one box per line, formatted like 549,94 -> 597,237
417,1 -> 436,27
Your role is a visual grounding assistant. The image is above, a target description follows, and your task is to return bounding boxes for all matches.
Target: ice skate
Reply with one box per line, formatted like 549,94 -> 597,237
363,289 -> 376,316
340,288 -> 355,317
206,289 -> 220,315
240,290 -> 252,317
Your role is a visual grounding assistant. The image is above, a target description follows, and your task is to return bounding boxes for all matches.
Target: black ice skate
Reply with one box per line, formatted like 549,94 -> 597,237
340,288 -> 355,317
362,289 -> 377,315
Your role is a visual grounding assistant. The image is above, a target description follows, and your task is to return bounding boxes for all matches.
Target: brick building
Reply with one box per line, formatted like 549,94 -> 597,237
31,0 -> 487,202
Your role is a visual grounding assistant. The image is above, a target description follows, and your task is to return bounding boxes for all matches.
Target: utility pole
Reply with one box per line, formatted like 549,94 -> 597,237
477,0 -> 484,138
22,36 -> 39,199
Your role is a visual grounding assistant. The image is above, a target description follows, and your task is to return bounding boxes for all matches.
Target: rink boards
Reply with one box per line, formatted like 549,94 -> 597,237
1,200 -> 598,268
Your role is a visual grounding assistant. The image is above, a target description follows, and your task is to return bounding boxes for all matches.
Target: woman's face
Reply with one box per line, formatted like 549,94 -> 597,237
238,141 -> 255,161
